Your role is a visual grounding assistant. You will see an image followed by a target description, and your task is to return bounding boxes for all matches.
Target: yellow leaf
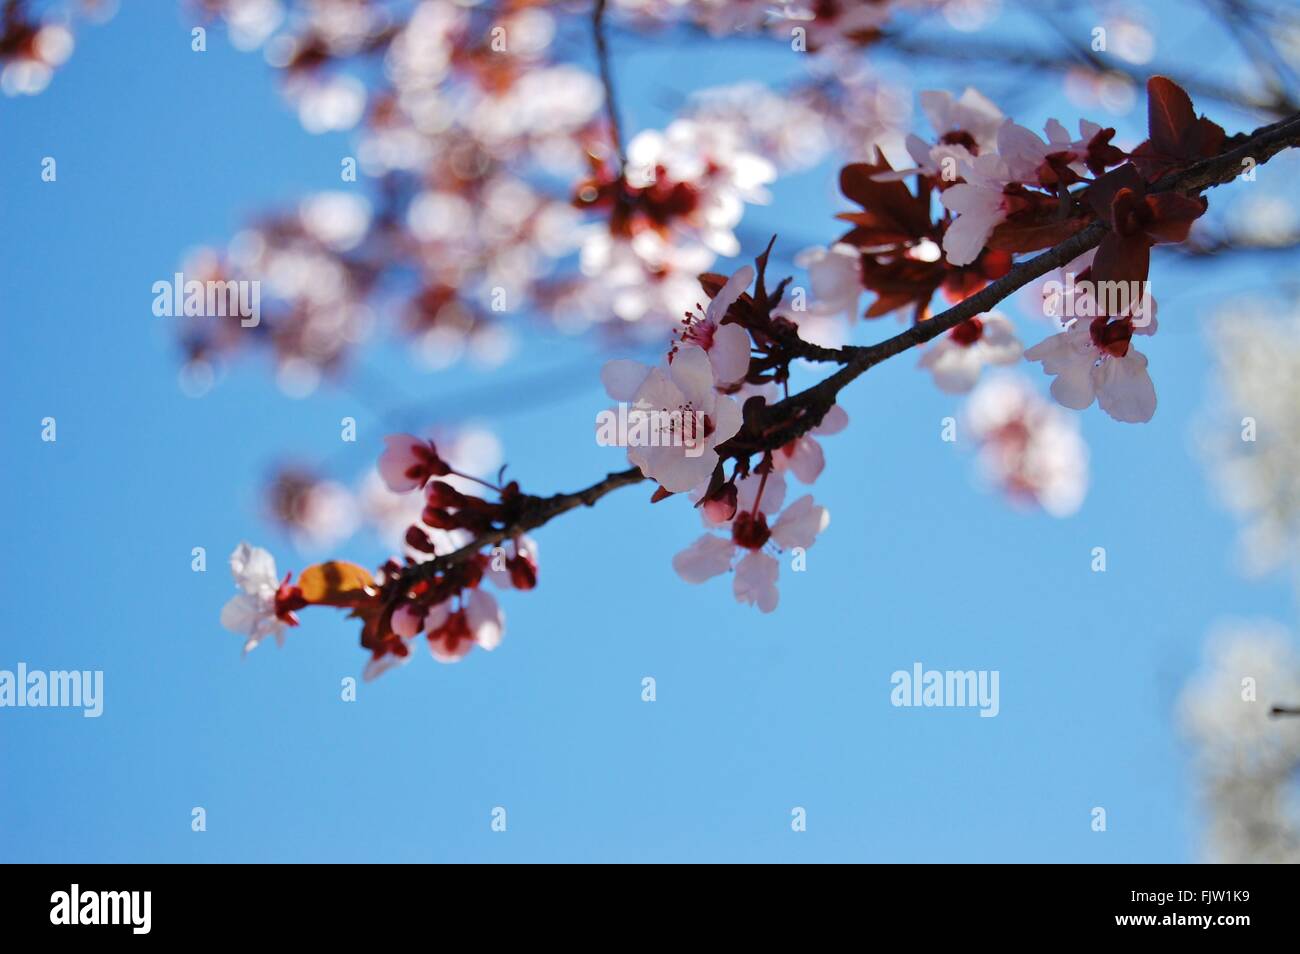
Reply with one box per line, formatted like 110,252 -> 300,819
298,561 -> 374,604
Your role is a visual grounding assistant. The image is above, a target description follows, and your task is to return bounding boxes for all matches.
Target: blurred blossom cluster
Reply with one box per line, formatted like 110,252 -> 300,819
963,374 -> 1089,516
607,0 -> 930,44
176,196 -> 380,397
0,0 -> 85,96
1180,623 -> 1300,863
264,466 -> 359,552
164,0 -> 937,390
1200,301 -> 1300,578
263,424 -> 504,556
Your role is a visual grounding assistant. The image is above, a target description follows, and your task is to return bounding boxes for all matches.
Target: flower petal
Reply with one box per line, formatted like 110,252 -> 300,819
771,495 -> 830,550
672,534 -> 735,583
708,322 -> 751,387
230,542 -> 278,594
705,265 -> 754,324
601,359 -> 651,403
733,551 -> 780,613
1094,350 -> 1157,423
220,593 -> 263,635
465,588 -> 504,651
668,344 -> 716,408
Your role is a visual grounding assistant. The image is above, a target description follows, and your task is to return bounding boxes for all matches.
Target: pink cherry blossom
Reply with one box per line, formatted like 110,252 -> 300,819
918,312 -> 1023,394
378,434 -> 450,493
426,589 -> 504,663
672,485 -> 830,613
995,121 -> 1061,184
777,1 -> 893,53
771,494 -> 831,548
733,550 -> 780,612
876,88 -> 1005,182
736,468 -> 787,516
679,264 -> 754,388
600,344 -> 744,493
1020,248 -> 1098,322
920,88 -> 1006,153
939,153 -> 1016,266
673,533 -> 737,583
465,589 -> 504,651
794,244 -> 862,323
1024,315 -> 1158,423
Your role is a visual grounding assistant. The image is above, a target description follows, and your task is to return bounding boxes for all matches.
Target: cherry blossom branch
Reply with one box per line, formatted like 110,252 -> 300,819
826,111 -> 1300,362
738,111 -> 1300,443
592,0 -> 626,169
408,466 -> 647,576
395,109 -> 1300,589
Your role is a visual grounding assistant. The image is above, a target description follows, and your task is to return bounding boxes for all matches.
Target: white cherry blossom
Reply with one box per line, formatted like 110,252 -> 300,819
672,490 -> 829,613
919,312 -> 1023,393
219,542 -> 290,654
1024,315 -> 1158,423
601,344 -> 744,492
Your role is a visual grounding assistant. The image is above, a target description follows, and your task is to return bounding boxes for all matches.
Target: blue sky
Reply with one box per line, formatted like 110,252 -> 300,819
2,2 -> 1293,862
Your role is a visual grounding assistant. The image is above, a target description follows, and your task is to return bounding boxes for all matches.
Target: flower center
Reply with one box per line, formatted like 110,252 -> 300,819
1111,188 -> 1152,237
950,317 -> 985,347
940,130 -> 979,154
731,511 -> 771,550
1089,317 -> 1133,357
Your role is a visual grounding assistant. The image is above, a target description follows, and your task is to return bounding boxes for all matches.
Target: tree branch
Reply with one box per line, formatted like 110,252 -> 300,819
878,31 -> 1297,118
592,0 -> 626,170
397,110 -> 1300,585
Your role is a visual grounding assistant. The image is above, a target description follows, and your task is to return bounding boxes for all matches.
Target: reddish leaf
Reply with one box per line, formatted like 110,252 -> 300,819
838,152 -> 934,246
1091,233 -> 1151,287
299,561 -> 375,606
1088,164 -> 1145,222
987,216 -> 1087,253
1146,76 -> 1197,157
698,272 -> 728,297
1130,77 -> 1226,181
1142,193 -> 1207,243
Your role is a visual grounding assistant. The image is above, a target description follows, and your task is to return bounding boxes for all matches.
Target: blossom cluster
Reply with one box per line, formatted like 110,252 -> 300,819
222,433 -> 537,680
794,77 -> 1224,425
191,0 -> 1268,684
602,250 -> 842,612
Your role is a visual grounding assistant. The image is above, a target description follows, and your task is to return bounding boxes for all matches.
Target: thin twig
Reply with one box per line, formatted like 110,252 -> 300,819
880,31 -> 1296,118
592,0 -> 626,170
